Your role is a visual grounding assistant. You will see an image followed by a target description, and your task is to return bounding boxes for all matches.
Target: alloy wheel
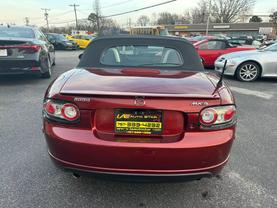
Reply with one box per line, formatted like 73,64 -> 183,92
238,63 -> 259,82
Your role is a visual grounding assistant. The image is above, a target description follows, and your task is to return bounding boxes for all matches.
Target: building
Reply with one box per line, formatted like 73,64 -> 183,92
166,22 -> 277,37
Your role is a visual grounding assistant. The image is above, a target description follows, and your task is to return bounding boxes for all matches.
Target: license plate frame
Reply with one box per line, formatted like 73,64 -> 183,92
114,109 -> 163,135
0,49 -> 8,57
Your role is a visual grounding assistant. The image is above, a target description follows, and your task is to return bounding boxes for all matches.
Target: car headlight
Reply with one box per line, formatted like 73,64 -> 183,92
66,42 -> 72,45
216,57 -> 236,67
217,57 -> 226,62
226,59 -> 237,67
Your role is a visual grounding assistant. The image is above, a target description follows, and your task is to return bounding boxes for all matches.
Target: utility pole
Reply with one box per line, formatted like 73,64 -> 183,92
41,8 -> 50,31
69,4 -> 79,30
24,17 -> 29,26
205,0 -> 212,36
93,0 -> 101,34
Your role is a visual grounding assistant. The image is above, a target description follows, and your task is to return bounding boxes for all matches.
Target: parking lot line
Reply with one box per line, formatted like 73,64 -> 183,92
230,86 -> 274,100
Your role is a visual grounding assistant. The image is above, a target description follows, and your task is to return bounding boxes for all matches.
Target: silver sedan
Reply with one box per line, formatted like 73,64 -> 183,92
215,43 -> 277,82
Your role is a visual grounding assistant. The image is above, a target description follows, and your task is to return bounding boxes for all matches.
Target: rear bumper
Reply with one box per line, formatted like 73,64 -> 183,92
0,59 -> 41,75
44,121 -> 235,176
56,44 -> 78,50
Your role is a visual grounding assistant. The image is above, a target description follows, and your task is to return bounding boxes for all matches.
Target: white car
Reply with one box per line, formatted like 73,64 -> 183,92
215,43 -> 277,82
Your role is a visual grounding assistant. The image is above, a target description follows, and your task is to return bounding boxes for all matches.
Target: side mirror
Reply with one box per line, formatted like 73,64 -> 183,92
78,53 -> 83,60
200,57 -> 204,64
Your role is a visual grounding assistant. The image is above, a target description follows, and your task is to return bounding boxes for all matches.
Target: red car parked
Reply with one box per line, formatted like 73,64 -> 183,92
194,39 -> 256,68
43,36 -> 237,180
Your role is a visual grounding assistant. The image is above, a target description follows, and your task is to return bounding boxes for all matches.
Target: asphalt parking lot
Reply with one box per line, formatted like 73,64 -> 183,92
0,50 -> 277,208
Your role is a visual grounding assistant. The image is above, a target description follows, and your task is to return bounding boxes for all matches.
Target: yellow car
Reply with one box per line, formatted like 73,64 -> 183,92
67,35 -> 93,49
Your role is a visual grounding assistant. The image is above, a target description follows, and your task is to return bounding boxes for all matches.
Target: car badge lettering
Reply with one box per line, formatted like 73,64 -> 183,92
191,101 -> 209,106
74,97 -> 91,102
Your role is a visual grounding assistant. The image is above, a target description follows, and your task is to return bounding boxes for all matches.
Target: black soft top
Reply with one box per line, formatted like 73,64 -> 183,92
78,35 -> 204,71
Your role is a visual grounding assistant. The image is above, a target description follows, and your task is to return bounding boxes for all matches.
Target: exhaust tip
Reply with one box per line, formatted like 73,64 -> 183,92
72,172 -> 80,179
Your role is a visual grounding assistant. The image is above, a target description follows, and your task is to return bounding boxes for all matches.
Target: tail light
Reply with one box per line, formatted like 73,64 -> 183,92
19,45 -> 41,53
0,45 -> 41,53
43,100 -> 80,123
199,105 -> 236,130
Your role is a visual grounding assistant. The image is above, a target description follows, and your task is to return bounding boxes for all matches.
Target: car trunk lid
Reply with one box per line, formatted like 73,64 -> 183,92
60,68 -> 219,98
0,38 -> 39,59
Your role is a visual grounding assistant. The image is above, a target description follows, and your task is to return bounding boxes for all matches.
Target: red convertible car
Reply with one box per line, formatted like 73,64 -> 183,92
43,36 -> 237,180
194,39 -> 256,68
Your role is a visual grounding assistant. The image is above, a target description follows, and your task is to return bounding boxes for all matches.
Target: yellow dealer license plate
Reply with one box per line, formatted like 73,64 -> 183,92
115,109 -> 163,135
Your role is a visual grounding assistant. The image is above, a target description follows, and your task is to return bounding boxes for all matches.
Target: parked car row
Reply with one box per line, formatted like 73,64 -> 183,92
215,43 -> 277,82
194,38 -> 256,68
185,35 -> 277,82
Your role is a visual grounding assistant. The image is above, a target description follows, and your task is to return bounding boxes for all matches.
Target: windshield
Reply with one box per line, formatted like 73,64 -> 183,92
100,45 -> 183,67
0,27 -> 35,38
193,36 -> 208,41
263,43 -> 277,51
54,34 -> 68,41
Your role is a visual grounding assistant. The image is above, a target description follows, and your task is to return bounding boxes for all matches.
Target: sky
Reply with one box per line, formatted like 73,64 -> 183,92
0,0 -> 276,27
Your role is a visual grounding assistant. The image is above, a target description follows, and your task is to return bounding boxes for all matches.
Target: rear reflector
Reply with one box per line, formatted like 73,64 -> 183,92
31,66 -> 40,71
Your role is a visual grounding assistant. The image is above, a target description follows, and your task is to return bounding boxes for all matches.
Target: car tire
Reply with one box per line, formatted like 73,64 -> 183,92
235,61 -> 261,82
40,57 -> 52,79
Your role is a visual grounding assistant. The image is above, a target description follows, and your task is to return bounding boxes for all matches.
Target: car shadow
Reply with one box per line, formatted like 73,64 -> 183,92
0,74 -> 44,86
53,169 -> 226,207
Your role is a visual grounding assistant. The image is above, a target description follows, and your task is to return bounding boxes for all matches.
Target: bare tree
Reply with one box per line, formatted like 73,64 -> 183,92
213,0 -> 256,23
270,11 -> 277,24
137,15 -> 150,26
186,0 -> 210,24
183,11 -> 192,24
187,0 -> 255,24
157,12 -> 176,25
157,12 -> 186,25
151,13 -> 158,25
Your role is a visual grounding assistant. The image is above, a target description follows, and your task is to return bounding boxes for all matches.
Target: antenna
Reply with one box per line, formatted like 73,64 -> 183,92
218,60 -> 228,86
213,60 -> 228,95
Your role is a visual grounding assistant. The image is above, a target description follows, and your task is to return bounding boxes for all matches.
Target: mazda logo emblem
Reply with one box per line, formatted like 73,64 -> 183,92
134,97 -> 145,106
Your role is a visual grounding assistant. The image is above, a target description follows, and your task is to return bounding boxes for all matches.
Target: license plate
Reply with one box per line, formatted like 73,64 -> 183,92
0,49 -> 8,57
115,109 -> 163,135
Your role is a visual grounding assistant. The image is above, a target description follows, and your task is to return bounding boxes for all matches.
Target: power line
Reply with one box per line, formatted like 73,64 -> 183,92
27,10 -> 73,21
78,0 -> 135,12
103,0 -> 177,18
101,0 -> 135,9
49,20 -> 76,25
41,8 -> 50,31
69,4 -> 79,30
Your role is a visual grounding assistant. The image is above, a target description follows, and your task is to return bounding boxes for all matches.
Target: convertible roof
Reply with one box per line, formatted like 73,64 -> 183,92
93,35 -> 191,43
78,35 -> 204,71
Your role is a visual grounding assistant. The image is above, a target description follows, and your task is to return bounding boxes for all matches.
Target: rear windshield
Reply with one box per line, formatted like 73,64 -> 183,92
0,27 -> 35,39
100,45 -> 183,67
50,34 -> 68,41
